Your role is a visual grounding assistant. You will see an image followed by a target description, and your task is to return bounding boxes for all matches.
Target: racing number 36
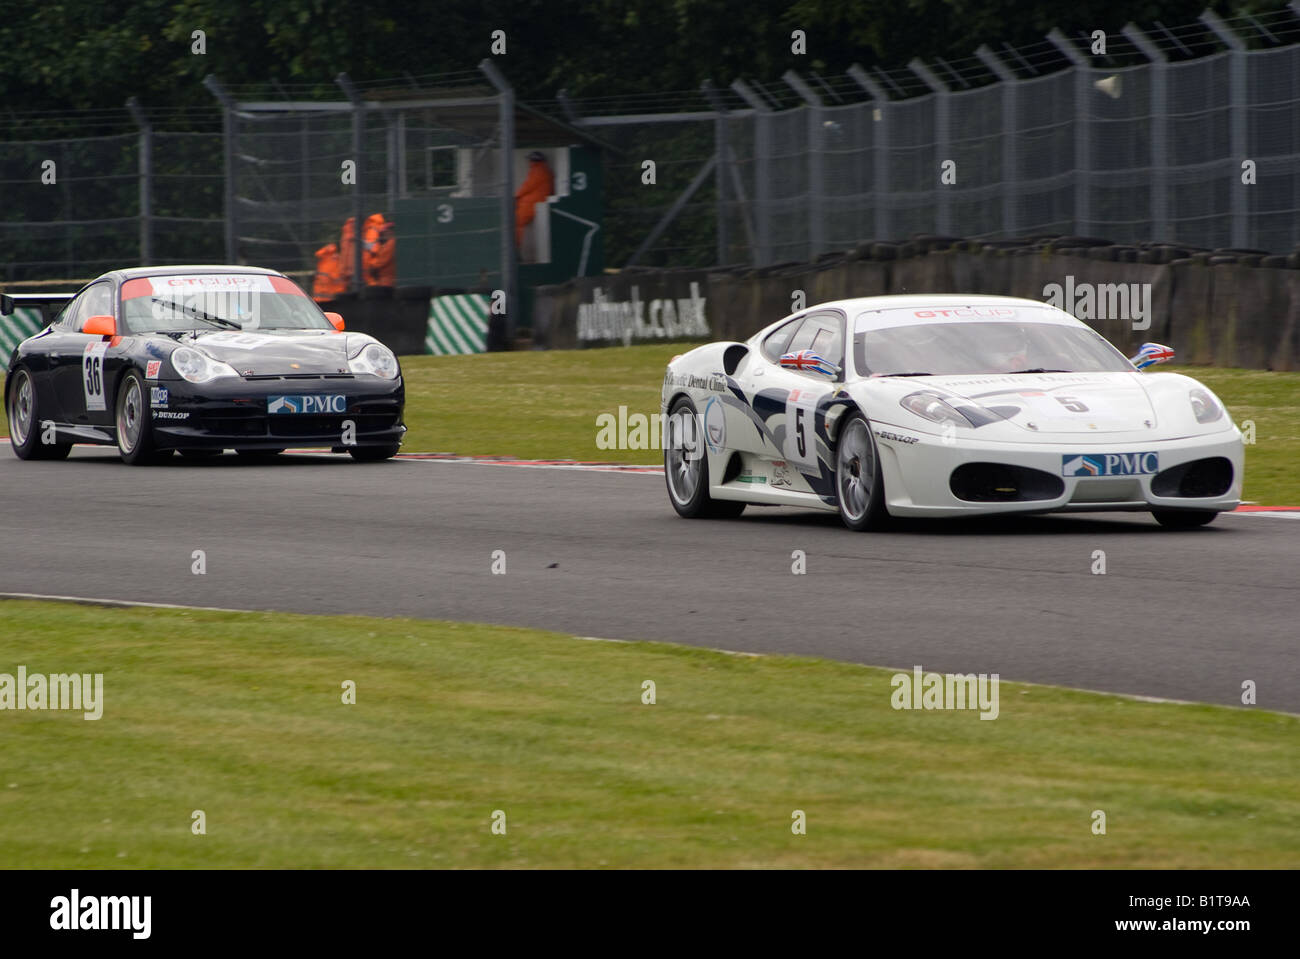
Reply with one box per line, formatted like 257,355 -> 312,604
83,341 -> 108,412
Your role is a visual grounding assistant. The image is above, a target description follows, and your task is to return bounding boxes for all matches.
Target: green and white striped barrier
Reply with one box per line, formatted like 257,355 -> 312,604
0,308 -> 43,362
425,294 -> 488,355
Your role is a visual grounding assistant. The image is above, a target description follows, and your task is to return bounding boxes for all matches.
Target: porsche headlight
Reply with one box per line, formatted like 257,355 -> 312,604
901,391 -> 968,428
1189,387 -> 1223,424
348,342 -> 399,379
170,346 -> 239,384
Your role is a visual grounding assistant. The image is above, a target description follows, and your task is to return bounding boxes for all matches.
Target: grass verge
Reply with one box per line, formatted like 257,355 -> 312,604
1,599 -> 1295,868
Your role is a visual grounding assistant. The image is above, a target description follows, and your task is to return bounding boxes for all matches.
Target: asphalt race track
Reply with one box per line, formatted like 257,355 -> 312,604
1,447 -> 1295,711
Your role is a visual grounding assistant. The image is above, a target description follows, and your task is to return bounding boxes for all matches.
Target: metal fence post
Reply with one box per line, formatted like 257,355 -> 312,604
784,71 -> 823,260
731,79 -> 772,266
202,75 -> 237,263
849,65 -> 890,242
1200,11 -> 1248,248
975,47 -> 1018,240
480,59 -> 516,345
702,81 -> 729,266
1123,24 -> 1168,242
336,73 -> 366,293
125,97 -> 152,266
1047,30 -> 1091,237
909,59 -> 951,235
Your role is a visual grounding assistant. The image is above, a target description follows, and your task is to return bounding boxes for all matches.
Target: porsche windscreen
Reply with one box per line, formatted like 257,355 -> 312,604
853,308 -> 1134,376
120,273 -> 333,334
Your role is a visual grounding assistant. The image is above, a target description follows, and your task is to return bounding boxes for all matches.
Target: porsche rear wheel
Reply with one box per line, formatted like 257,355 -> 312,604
834,412 -> 889,531
1152,508 -> 1218,529
115,371 -> 160,465
7,368 -> 71,460
664,396 -> 745,519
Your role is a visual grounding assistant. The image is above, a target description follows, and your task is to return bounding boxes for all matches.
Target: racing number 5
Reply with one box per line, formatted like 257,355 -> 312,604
795,407 -> 807,458
1055,396 -> 1089,413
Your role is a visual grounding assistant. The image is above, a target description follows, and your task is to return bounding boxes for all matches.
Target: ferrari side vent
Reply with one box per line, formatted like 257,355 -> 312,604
950,463 -> 1064,503
721,453 -> 743,485
1151,457 -> 1233,498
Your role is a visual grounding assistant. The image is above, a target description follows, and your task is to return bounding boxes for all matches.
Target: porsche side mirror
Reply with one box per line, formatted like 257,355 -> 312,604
324,311 -> 345,332
82,315 -> 116,337
779,350 -> 840,377
1131,342 -> 1174,370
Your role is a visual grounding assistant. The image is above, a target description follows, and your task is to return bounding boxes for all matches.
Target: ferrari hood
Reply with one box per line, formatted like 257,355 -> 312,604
178,329 -> 352,376
924,371 -> 1157,434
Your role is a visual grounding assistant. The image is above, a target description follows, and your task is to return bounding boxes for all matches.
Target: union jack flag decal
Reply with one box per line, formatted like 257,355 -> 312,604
779,350 -> 837,376
1131,342 -> 1175,370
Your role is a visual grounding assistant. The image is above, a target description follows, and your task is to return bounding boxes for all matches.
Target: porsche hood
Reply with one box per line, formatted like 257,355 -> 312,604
169,329 -> 357,376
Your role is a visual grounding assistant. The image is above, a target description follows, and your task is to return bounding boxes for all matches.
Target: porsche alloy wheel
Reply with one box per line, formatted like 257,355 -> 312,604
115,371 -> 160,465
835,413 -> 889,531
7,368 -> 71,460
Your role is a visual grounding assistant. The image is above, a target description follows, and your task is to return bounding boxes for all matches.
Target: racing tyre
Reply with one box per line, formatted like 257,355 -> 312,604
1152,509 -> 1218,529
6,367 -> 71,460
834,412 -> 890,531
349,443 -> 400,462
664,396 -> 745,519
115,370 -> 162,465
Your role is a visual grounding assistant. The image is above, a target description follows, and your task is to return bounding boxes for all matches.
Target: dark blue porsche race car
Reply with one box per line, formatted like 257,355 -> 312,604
3,266 -> 405,465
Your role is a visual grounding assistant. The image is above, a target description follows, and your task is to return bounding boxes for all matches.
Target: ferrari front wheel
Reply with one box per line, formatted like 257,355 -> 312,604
1152,509 -> 1218,529
664,396 -> 744,519
834,412 -> 889,531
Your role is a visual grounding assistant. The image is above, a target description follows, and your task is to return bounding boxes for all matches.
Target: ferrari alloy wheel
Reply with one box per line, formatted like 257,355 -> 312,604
115,371 -> 160,465
7,367 -> 70,460
1151,508 -> 1218,529
664,396 -> 744,519
835,412 -> 889,531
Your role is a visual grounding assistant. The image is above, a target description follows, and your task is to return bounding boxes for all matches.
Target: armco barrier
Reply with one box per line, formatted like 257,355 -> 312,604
533,238 -> 1300,370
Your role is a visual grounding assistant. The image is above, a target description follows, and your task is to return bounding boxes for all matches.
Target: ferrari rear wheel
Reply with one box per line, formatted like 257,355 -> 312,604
664,396 -> 745,519
115,371 -> 160,465
7,367 -> 71,460
835,412 -> 889,531
1152,508 -> 1218,529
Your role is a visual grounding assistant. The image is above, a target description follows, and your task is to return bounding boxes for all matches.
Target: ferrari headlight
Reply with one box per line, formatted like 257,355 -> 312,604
348,342 -> 399,379
901,391 -> 968,428
170,346 -> 239,384
1189,387 -> 1223,424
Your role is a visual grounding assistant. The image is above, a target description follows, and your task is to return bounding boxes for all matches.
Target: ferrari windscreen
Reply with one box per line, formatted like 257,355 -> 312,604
119,273 -> 333,334
853,311 -> 1134,377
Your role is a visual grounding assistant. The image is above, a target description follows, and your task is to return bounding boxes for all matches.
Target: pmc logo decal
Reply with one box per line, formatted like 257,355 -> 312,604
1062,452 -> 1158,477
268,394 -> 347,414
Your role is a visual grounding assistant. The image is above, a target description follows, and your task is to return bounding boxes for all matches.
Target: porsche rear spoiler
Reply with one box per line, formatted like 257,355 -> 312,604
0,292 -> 74,321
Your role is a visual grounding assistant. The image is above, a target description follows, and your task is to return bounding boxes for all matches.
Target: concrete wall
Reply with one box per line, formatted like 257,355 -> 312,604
534,238 -> 1300,370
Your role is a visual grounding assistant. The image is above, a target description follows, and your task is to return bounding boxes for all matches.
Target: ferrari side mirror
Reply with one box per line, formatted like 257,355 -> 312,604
779,350 -> 840,377
324,311 -> 345,332
1131,342 -> 1174,370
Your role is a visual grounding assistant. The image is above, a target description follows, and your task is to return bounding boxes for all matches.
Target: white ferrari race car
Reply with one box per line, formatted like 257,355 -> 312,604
661,295 -> 1243,530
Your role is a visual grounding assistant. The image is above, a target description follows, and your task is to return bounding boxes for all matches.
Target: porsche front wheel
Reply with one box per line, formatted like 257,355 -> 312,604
115,371 -> 161,465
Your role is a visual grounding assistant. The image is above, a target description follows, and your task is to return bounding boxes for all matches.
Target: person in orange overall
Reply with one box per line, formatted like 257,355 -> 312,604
339,217 -> 358,290
312,241 -> 344,301
514,151 -> 554,247
363,213 -> 396,287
